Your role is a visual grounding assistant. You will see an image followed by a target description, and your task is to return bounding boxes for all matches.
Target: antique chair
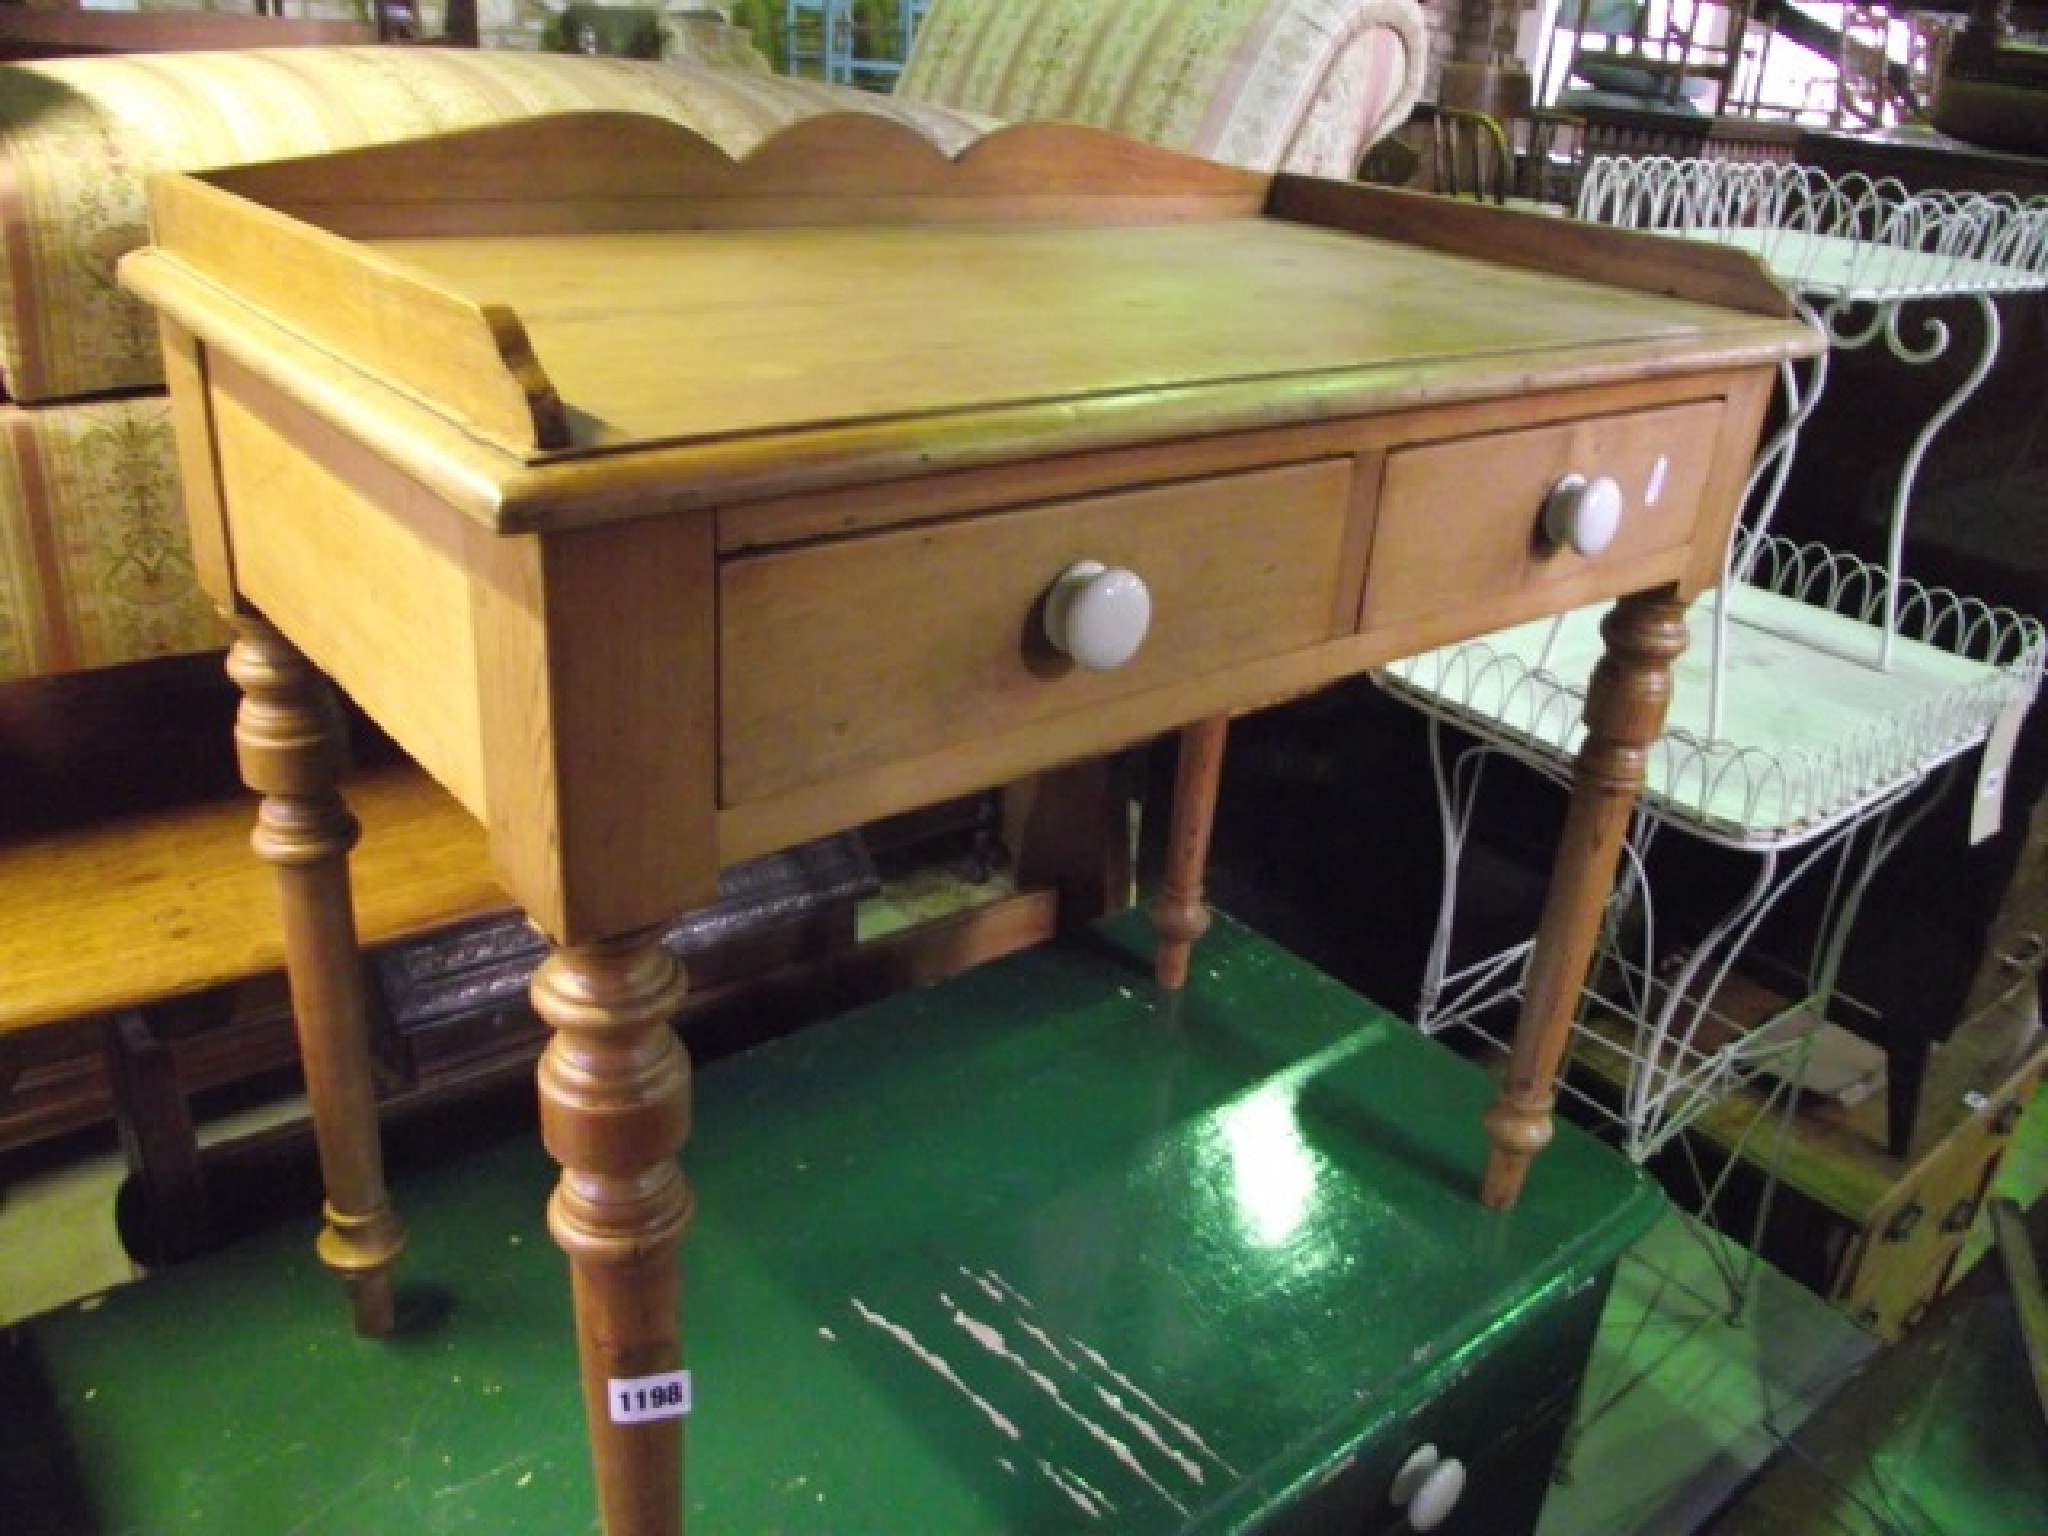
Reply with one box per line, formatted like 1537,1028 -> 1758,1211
1428,103 -> 1515,201
1365,102 -> 1590,209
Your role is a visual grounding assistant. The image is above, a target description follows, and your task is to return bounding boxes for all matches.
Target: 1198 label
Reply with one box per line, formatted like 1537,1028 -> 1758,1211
609,1370 -> 693,1425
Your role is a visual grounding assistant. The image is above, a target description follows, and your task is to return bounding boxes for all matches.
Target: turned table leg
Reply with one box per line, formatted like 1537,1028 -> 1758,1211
1152,714 -> 1230,990
534,933 -> 694,1536
1484,590 -> 1689,1209
227,616 -> 403,1336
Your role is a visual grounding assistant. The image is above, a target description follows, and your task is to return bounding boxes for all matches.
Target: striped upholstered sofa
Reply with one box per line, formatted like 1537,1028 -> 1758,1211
0,3 -> 1423,680
894,0 -> 1425,180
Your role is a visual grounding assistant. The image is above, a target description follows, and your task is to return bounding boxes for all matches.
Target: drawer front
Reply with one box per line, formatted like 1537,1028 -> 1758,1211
1362,400 -> 1726,631
1250,1260 -> 1617,1536
720,459 -> 1356,805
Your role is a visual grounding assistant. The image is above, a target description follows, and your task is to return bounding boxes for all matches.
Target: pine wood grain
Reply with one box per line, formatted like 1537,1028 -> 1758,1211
713,372 -> 1751,556
1484,591 -> 1693,1208
471,514 -> 721,945
1362,398 -> 1725,629
114,114 -> 1828,1535
209,353 -> 490,821
375,218 -> 1784,455
1266,172 -> 1801,319
124,115 -> 1820,540
156,320 -> 239,613
147,176 -> 564,455
1151,716 -> 1229,989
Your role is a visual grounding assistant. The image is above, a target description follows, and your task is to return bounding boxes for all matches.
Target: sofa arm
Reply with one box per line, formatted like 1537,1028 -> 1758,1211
898,0 -> 1426,178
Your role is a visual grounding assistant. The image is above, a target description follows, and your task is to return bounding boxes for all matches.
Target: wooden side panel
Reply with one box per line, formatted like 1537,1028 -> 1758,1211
156,320 -> 237,613
209,353 -> 486,817
201,114 -> 1269,239
1266,174 -> 1801,319
471,515 -> 719,945
144,178 -> 562,455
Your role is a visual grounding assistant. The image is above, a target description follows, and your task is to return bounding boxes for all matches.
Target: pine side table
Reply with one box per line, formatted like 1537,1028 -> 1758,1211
121,112 -> 1818,1533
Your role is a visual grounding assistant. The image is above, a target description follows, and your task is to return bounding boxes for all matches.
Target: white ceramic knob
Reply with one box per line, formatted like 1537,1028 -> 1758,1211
1390,1444 -> 1467,1532
1542,472 -> 1625,556
1043,560 -> 1152,671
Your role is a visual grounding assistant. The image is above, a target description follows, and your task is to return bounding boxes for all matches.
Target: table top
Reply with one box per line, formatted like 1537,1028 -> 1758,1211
370,219 -> 1762,451
124,112 -> 1814,535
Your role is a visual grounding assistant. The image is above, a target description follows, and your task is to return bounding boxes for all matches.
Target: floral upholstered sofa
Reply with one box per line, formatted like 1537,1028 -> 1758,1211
894,0 -> 1425,180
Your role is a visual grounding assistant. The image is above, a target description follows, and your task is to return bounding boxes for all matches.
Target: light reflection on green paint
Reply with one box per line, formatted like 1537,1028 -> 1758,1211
1209,1027 -> 1383,1252
1219,1088 -> 1319,1249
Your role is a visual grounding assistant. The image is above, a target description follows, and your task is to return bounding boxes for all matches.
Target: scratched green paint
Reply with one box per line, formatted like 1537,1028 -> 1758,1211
0,913 -> 1660,1533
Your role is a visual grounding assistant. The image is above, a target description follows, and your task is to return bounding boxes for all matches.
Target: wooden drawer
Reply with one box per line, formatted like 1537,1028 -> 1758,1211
719,459 -> 1358,805
1362,399 -> 1726,630
1264,1240 -> 1618,1535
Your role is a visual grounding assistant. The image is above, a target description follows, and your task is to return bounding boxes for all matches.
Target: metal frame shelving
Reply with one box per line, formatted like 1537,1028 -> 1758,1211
1379,157 -> 2048,1308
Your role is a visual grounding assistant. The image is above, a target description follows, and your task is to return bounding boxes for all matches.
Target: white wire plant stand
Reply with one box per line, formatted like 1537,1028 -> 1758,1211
1378,158 -> 2048,1317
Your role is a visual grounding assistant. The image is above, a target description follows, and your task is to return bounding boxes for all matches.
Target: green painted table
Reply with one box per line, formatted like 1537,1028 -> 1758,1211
1,915 -> 1661,1533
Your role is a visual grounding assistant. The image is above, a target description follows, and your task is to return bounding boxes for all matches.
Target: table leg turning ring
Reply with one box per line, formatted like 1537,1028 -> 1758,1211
228,615 -> 405,1338
1483,590 -> 1691,1209
535,933 -> 696,1535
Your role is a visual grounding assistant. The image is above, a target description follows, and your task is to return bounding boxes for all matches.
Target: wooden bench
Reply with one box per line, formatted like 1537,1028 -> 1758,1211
1,655 -> 499,1254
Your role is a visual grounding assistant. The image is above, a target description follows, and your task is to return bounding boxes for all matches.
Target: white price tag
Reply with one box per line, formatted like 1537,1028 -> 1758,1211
1971,687 -> 2032,846
609,1370 -> 692,1425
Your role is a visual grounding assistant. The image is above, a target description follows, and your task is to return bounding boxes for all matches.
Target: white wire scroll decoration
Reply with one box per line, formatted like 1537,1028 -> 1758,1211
1385,540 -> 2043,847
1574,156 -> 2048,302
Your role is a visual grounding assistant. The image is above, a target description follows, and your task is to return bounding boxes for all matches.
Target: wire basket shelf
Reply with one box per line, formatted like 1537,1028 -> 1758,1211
1377,157 -> 2045,1320
1575,156 -> 2048,302
1383,535 -> 2042,848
